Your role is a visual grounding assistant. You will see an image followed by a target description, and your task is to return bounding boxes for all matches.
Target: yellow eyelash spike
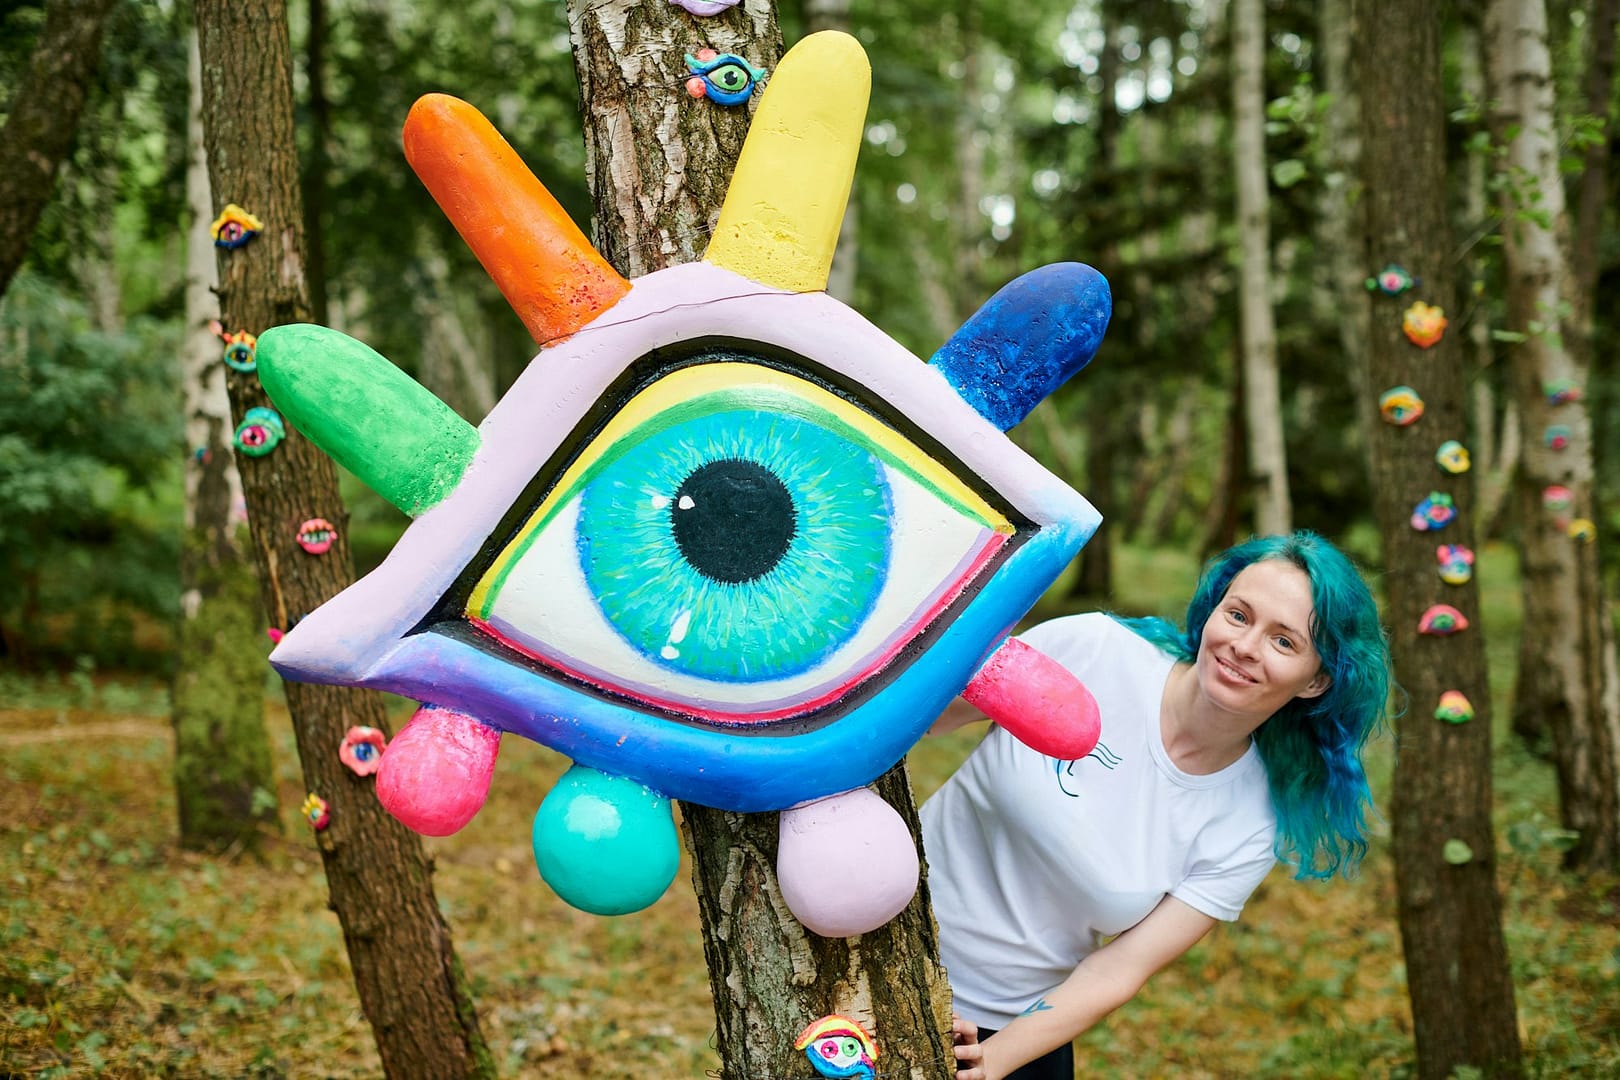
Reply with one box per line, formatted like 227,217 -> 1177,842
703,31 -> 871,293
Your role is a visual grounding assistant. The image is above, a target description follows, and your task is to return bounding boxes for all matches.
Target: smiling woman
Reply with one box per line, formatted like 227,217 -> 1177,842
923,530 -> 1392,1080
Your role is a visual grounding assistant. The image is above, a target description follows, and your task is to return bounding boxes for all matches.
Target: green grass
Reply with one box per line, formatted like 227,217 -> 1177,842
1,543 -> 1616,1078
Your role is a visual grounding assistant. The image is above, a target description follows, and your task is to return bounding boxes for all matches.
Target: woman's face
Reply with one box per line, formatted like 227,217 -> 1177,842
1195,559 -> 1330,721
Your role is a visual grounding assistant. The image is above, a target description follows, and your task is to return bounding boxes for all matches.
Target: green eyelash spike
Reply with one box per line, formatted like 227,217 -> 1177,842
256,324 -> 480,517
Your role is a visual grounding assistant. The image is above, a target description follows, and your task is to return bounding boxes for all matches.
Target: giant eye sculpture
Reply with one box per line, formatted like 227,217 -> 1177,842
257,32 -> 1109,938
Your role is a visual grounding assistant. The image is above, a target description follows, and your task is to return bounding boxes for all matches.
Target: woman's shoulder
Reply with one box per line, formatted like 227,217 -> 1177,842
1017,612 -> 1167,671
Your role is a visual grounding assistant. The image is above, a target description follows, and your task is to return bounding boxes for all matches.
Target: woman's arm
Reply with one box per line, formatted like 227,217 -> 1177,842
951,895 -> 1219,1080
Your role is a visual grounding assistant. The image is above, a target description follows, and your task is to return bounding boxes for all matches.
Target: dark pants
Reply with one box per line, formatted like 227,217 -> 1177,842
966,1026 -> 1074,1080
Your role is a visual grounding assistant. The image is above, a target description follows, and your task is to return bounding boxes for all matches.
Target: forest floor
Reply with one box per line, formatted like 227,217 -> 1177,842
2,545 -> 1617,1079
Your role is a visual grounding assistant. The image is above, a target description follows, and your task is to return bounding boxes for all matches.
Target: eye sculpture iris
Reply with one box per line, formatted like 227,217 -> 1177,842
233,407 -> 285,457
255,32 -> 1111,938
210,203 -> 263,249
685,49 -> 766,106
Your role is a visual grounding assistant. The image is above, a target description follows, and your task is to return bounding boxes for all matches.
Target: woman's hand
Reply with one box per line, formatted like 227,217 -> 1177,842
951,1013 -> 985,1079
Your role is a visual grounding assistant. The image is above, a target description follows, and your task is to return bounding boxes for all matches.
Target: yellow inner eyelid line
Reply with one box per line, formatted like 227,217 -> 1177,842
469,362 -> 1010,621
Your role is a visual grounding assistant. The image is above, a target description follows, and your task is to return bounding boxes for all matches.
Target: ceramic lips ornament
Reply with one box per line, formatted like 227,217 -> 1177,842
1410,491 -> 1456,531
1402,301 -> 1447,348
254,32 -> 1108,939
795,1015 -> 878,1080
1434,440 -> 1469,474
1436,544 -> 1474,585
1418,604 -> 1468,636
1542,485 -> 1574,516
1378,386 -> 1424,426
296,518 -> 337,554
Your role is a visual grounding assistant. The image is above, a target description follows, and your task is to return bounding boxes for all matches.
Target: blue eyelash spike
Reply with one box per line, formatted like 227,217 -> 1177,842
927,262 -> 1112,431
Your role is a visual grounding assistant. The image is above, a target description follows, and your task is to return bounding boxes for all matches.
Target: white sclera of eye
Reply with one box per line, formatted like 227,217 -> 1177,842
477,461 -> 1001,715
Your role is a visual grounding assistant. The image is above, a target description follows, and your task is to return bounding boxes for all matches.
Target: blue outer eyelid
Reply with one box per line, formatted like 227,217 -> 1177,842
929,262 -> 1112,431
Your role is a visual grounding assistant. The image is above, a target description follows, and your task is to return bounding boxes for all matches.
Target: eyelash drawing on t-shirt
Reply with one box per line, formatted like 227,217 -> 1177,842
1052,741 -> 1122,795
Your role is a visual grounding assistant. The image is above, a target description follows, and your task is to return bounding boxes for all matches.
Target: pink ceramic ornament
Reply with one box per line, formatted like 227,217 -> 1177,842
375,705 -> 501,835
777,788 -> 918,938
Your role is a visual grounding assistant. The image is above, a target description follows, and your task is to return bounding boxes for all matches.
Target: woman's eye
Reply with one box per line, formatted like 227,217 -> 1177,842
1276,636 -> 1294,651
458,358 -> 1015,723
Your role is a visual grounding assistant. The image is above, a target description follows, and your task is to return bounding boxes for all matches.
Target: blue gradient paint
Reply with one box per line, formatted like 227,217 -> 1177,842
928,263 -> 1112,431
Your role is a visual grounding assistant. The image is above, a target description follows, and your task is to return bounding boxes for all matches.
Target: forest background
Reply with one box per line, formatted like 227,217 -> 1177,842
2,0 -> 1618,1076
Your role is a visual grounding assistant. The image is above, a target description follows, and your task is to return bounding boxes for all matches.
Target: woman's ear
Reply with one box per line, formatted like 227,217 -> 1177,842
1299,671 -> 1332,700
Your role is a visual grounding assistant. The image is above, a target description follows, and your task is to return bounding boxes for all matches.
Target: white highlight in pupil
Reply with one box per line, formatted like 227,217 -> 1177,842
677,494 -> 695,510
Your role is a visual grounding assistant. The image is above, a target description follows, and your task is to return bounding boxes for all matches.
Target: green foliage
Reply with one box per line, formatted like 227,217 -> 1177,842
0,273 -> 182,668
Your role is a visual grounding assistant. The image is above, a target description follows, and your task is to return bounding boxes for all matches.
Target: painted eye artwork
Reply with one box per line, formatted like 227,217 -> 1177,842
210,203 -> 263,249
1418,604 -> 1469,636
1436,543 -> 1474,585
685,48 -> 765,105
1402,300 -> 1448,348
795,1015 -> 878,1080
1409,491 -> 1456,531
233,407 -> 285,457
1378,385 -> 1424,426
1434,440 -> 1469,475
255,33 -> 1108,937
1365,263 -> 1416,296
1434,690 -> 1474,724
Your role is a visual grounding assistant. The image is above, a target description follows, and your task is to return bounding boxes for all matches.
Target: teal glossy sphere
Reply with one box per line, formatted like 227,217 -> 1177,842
532,765 -> 679,915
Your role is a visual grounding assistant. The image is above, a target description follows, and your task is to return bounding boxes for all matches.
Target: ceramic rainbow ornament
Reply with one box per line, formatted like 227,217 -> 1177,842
254,32 -> 1108,938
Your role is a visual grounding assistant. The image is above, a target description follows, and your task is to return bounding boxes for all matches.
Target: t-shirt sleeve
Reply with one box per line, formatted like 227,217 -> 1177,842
1171,823 -> 1277,922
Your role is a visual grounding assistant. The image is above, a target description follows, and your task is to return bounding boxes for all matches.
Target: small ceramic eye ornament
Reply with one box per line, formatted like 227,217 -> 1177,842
1378,386 -> 1424,426
210,203 -> 263,249
1402,301 -> 1447,348
669,0 -> 741,12
1544,425 -> 1571,451
1365,264 -> 1417,296
210,321 -> 259,373
794,1015 -> 878,1080
1418,604 -> 1469,636
233,407 -> 285,457
1544,379 -> 1582,405
1434,440 -> 1469,474
301,793 -> 331,831
684,49 -> 766,105
1436,544 -> 1475,585
340,726 -> 388,776
297,518 -> 337,554
1568,517 -> 1597,543
1434,690 -> 1474,724
1410,491 -> 1456,531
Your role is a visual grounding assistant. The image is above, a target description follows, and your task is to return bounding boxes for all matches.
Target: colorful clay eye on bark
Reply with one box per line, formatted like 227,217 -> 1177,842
1436,543 -> 1474,585
255,33 -> 1108,937
685,49 -> 765,105
233,407 -> 285,456
1378,386 -> 1424,425
223,332 -> 258,372
210,203 -> 263,249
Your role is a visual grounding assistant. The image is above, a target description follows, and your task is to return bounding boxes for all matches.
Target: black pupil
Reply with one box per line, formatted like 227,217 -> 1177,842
671,459 -> 796,584
713,64 -> 748,91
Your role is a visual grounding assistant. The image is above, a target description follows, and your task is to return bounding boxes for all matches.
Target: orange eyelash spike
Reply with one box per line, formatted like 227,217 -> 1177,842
403,94 -> 630,346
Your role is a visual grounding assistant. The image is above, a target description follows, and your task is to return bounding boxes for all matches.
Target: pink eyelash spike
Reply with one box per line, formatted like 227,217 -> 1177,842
962,637 -> 1101,759
375,705 -> 502,835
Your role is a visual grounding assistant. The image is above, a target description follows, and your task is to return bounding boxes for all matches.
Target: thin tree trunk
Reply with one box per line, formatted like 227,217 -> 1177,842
564,4 -> 954,1076
1231,0 -> 1290,535
302,0 -> 330,327
192,2 -> 494,1075
1488,0 -> 1620,869
807,0 -> 856,304
1353,2 -> 1523,1076
173,26 -> 282,853
0,0 -> 119,297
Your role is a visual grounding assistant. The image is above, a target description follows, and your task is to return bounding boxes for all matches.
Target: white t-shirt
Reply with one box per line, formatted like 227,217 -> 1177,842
918,613 -> 1278,1029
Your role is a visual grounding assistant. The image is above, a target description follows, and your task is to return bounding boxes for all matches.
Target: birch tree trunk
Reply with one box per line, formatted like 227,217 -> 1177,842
172,26 -> 281,853
1487,0 -> 1620,869
1353,2 -> 1523,1075
564,4 -> 954,1076
1231,0 -> 1291,535
192,2 -> 495,1074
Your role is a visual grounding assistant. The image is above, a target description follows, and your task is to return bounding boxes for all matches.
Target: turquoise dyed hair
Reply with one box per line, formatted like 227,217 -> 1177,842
1117,532 -> 1391,880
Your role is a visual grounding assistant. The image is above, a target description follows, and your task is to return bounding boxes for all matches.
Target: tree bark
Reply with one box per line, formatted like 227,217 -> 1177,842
1353,2 -> 1523,1076
192,2 -> 494,1075
1487,0 -> 1620,869
1231,0 -> 1290,535
173,26 -> 282,854
0,0 -> 119,297
564,3 -> 955,1075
